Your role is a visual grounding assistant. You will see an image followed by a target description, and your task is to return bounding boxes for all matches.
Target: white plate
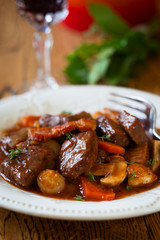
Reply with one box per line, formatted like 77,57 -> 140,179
0,85 -> 160,220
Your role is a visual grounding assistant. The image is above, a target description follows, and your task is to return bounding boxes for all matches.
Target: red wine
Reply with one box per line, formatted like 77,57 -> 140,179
16,0 -> 68,32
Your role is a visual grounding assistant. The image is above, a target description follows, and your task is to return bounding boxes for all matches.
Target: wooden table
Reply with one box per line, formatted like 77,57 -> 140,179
0,0 -> 160,239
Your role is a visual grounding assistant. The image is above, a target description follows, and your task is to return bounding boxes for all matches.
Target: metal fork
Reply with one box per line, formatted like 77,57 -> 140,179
109,92 -> 160,140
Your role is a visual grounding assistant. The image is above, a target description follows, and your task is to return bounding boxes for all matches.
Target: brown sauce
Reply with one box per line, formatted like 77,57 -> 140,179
0,113 -> 160,202
1,172 -> 160,202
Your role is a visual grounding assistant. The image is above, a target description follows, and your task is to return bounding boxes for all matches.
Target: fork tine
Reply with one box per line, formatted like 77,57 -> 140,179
108,99 -> 147,117
110,92 -> 152,108
109,92 -> 160,140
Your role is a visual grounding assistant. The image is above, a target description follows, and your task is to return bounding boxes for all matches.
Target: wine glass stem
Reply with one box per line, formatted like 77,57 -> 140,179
33,31 -> 58,89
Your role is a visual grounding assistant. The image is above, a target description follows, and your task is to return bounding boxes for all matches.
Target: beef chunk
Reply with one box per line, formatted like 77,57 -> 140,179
118,111 -> 148,144
1,128 -> 28,149
39,111 -> 92,128
97,116 -> 129,147
0,140 -> 60,187
58,131 -> 98,179
68,111 -> 92,121
93,108 -> 119,122
0,128 -> 28,156
96,148 -> 109,163
125,142 -> 149,165
39,114 -> 69,128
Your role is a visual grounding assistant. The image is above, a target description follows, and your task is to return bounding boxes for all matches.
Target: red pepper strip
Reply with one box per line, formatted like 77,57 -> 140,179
21,116 -> 40,127
98,140 -> 125,155
29,127 -> 52,142
29,119 -> 97,142
80,176 -> 115,201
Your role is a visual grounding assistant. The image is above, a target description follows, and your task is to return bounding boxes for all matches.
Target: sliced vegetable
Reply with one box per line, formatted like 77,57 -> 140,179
127,163 -> 157,187
151,140 -> 160,172
90,156 -> 127,187
100,156 -> 127,187
98,140 -> 125,155
80,176 -> 115,201
92,108 -> 119,122
21,115 -> 40,127
29,119 -> 97,142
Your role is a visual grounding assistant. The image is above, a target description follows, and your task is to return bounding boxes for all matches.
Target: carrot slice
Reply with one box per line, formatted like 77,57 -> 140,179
80,176 -> 115,201
98,140 -> 125,155
21,116 -> 40,127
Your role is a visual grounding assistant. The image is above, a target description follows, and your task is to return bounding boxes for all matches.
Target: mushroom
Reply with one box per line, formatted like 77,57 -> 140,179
151,140 -> 160,172
90,155 -> 127,187
127,163 -> 157,187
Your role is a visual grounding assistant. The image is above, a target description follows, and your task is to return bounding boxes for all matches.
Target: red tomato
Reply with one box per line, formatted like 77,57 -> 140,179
63,0 -> 156,31
64,0 -> 93,31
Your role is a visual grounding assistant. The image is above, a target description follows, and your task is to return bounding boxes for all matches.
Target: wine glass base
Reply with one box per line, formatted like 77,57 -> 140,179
32,76 -> 59,90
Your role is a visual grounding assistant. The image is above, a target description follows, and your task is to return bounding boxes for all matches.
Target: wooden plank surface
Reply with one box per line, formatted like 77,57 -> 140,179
0,0 -> 160,239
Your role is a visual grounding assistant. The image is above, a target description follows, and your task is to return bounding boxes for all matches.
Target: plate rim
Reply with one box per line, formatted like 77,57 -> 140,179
0,85 -> 160,221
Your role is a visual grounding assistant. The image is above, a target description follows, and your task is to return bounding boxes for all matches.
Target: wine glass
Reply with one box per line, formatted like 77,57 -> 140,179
16,0 -> 68,89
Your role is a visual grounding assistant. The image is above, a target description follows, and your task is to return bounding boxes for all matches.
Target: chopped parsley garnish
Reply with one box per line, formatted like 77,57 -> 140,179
148,158 -> 154,166
88,172 -> 95,182
74,195 -> 84,201
61,111 -> 72,115
99,135 -> 111,141
126,161 -> 135,165
9,148 -> 22,159
26,169 -> 33,173
65,132 -> 73,140
129,172 -> 136,180
126,185 -> 132,190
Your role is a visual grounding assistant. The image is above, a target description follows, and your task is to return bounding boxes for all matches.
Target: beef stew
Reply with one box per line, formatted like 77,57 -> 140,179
0,109 -> 159,202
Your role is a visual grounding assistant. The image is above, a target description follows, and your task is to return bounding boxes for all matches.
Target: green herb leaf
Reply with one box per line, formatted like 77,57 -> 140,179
99,135 -> 111,141
65,132 -> 73,140
74,195 -> 84,201
126,185 -> 132,190
61,111 -> 72,115
126,161 -> 135,165
148,158 -> 154,166
65,55 -> 88,84
9,148 -> 22,159
88,172 -> 95,182
129,172 -> 136,180
89,3 -> 130,36
88,58 -> 110,84
88,48 -> 114,84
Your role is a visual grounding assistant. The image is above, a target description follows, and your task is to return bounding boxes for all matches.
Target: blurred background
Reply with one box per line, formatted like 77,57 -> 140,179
0,0 -> 160,95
